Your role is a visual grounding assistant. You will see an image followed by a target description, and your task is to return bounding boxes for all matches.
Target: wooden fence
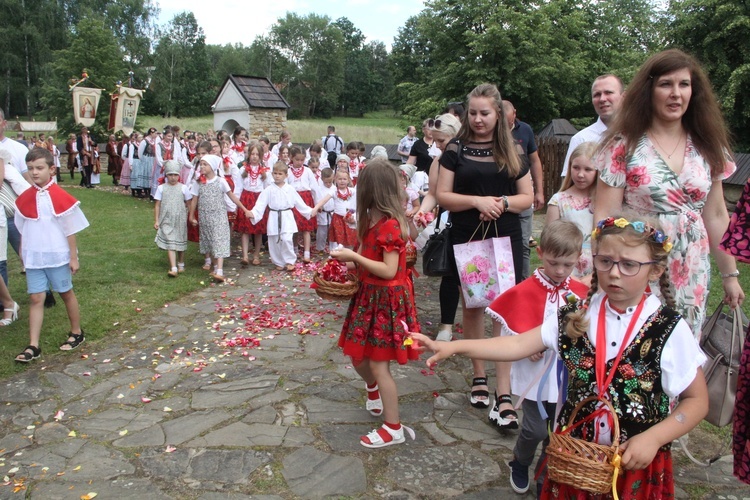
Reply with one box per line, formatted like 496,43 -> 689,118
536,136 -> 569,203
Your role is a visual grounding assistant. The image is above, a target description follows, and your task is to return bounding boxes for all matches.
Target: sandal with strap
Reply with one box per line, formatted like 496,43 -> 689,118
0,302 -> 19,326
365,383 -> 383,416
489,393 -> 519,430
470,377 -> 490,409
360,424 -> 416,449
59,331 -> 85,351
15,345 -> 41,363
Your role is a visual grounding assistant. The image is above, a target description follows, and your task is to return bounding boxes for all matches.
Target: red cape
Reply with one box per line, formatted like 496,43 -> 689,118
15,182 -> 80,220
486,270 -> 589,334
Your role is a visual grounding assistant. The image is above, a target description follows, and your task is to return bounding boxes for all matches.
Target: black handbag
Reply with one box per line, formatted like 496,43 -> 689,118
422,215 -> 452,277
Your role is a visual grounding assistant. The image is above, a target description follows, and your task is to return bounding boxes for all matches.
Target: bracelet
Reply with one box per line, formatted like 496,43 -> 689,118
502,196 -> 509,211
721,270 -> 740,279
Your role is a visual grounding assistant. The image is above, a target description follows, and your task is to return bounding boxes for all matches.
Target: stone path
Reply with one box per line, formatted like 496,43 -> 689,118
1,254 -> 749,499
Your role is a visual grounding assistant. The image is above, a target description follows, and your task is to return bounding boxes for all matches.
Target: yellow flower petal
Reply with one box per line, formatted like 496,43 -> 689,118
614,218 -> 629,228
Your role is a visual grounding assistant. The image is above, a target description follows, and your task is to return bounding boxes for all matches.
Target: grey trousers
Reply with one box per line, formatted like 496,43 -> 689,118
513,399 -> 556,486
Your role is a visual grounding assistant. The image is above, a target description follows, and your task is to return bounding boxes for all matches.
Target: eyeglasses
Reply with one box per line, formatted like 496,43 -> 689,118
592,255 -> 656,276
427,118 -> 443,129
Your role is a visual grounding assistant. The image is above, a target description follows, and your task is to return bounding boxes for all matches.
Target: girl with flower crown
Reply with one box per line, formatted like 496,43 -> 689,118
414,215 -> 708,499
287,146 -> 318,263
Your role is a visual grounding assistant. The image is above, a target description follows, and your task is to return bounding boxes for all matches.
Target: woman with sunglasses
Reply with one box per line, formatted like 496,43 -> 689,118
594,49 -> 744,337
414,113 -> 462,344
436,83 -> 533,428
407,118 -> 442,174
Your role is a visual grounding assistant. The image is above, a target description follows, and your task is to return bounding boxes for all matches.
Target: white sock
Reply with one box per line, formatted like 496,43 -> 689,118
177,263 -> 185,269
170,267 -> 178,273
215,268 -> 223,276
304,251 -> 310,259
204,257 -> 211,265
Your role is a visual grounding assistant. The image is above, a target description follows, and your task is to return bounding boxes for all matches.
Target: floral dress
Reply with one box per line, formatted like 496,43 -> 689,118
597,134 -> 736,336
547,191 -> 593,278
338,217 -> 420,365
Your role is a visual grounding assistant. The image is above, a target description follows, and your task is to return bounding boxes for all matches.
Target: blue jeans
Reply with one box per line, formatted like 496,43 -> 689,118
519,207 -> 533,280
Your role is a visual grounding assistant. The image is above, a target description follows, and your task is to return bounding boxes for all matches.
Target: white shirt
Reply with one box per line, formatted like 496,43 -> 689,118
540,292 -> 706,399
221,164 -> 242,212
561,118 -> 608,177
156,141 -> 184,168
240,165 -> 269,193
250,182 -> 312,236
15,189 -> 89,269
153,183 -> 192,202
0,137 -> 30,174
287,166 -> 317,193
313,183 -> 336,225
332,187 -> 356,216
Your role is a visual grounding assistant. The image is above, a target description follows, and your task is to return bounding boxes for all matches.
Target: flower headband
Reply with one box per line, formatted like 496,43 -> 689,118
592,217 -> 673,252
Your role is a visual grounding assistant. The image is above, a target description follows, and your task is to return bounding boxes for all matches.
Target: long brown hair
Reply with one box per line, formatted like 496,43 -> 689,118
601,49 -> 732,178
456,83 -> 522,177
355,158 -> 408,243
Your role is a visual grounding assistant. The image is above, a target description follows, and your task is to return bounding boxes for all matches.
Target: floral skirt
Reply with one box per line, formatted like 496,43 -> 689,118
329,214 -> 357,247
338,281 -> 420,365
293,190 -> 316,232
541,449 -> 674,499
120,159 -> 131,186
234,191 -> 267,234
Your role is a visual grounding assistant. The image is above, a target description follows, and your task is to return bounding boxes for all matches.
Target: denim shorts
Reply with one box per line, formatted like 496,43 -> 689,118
26,265 -> 73,294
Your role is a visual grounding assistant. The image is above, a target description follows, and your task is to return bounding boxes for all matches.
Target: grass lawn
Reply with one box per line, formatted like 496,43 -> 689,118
137,110 -> 405,145
0,186 -> 209,378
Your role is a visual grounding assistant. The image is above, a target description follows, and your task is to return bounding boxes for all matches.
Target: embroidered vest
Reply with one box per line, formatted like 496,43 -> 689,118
556,302 -> 680,449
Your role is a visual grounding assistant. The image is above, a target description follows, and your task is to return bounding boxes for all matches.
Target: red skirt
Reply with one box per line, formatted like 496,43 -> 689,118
329,213 -> 357,247
188,212 -> 200,242
234,190 -> 267,234
338,279 -> 420,366
541,449 -> 674,499
293,190 -> 317,232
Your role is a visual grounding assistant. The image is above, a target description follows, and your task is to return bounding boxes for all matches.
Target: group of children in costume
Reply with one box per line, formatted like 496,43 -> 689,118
151,128 -> 426,280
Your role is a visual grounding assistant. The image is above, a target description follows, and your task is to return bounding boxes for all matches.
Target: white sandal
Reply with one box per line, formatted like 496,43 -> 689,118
360,424 -> 416,449
0,302 -> 19,327
365,383 -> 383,416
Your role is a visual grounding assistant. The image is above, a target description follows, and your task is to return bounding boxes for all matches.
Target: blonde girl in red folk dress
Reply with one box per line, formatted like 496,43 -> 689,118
287,146 -> 318,263
234,142 -> 269,266
330,158 -> 420,448
324,169 -> 357,250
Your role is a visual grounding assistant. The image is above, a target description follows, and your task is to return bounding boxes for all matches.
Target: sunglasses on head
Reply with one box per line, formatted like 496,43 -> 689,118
427,117 -> 443,129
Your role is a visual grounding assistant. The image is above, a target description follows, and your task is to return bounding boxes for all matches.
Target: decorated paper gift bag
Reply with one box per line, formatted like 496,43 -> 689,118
454,235 -> 515,309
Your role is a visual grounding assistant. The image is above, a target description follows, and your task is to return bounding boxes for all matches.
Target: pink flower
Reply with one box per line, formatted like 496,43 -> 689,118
666,189 -> 687,206
466,272 -> 479,285
479,271 -> 490,284
486,289 -> 498,301
610,144 -> 627,174
626,166 -> 651,188
693,283 -> 706,307
669,258 -> 689,289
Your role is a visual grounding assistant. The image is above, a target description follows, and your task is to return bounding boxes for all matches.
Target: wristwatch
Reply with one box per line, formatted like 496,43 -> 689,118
501,196 -> 509,212
721,270 -> 740,279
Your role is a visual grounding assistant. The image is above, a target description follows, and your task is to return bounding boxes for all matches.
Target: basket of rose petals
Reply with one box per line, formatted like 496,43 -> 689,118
312,258 -> 359,301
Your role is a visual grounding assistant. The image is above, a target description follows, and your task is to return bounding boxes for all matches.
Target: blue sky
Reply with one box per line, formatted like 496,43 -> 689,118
158,0 -> 426,49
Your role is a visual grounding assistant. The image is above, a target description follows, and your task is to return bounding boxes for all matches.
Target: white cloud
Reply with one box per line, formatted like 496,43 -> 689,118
157,0 -> 425,48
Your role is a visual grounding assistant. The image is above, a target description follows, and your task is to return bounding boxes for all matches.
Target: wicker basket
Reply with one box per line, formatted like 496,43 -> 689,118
547,396 -> 621,495
405,241 -> 418,267
313,272 -> 359,301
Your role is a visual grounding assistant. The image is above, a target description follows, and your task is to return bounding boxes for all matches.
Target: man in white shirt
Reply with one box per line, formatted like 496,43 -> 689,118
561,74 -> 624,177
397,126 -> 418,163
0,110 -> 32,181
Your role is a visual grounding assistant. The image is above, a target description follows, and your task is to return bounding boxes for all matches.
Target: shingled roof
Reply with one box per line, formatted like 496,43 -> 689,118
537,118 -> 578,138
213,75 -> 290,110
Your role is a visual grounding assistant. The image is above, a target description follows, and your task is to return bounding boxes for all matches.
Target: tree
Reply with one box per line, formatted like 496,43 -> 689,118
148,12 -> 213,117
270,13 -> 344,117
39,17 -> 125,136
389,0 -> 665,129
669,0 -> 750,150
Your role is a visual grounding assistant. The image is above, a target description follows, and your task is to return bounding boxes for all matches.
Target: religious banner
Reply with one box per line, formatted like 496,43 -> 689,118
72,87 -> 102,127
110,86 -> 143,136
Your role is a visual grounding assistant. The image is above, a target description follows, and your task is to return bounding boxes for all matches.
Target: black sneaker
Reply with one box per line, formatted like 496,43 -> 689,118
508,459 -> 529,494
